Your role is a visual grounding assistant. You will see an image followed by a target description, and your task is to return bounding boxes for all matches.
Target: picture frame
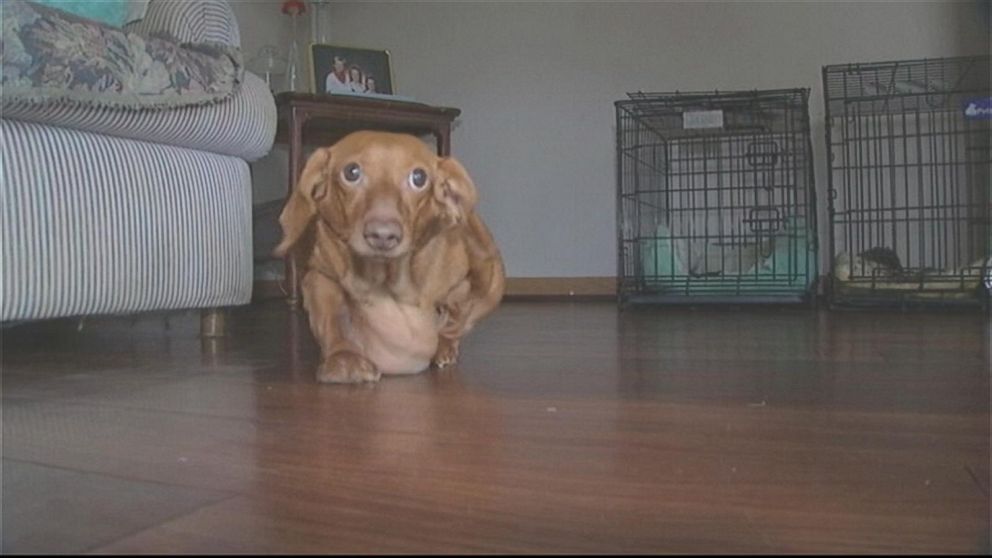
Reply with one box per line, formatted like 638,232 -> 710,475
309,43 -> 394,96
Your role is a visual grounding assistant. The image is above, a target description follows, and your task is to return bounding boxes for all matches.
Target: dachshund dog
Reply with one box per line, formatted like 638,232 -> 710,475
274,131 -> 505,383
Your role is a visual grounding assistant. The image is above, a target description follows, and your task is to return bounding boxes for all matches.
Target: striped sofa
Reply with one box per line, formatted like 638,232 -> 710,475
1,0 -> 276,331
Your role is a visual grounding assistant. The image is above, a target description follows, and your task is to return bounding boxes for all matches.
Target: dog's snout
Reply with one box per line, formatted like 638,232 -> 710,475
363,219 -> 403,252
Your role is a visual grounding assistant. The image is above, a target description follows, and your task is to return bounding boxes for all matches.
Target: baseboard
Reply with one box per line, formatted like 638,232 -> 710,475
252,277 -> 618,301
503,277 -> 616,298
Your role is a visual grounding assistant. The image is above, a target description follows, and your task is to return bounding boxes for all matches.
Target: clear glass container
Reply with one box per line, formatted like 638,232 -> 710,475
282,1 -> 307,92
247,46 -> 287,92
310,0 -> 332,45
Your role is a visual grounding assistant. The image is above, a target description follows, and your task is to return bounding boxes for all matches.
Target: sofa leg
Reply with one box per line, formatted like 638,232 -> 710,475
200,308 -> 226,338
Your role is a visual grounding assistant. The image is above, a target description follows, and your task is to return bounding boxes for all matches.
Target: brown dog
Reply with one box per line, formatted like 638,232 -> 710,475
274,131 -> 505,383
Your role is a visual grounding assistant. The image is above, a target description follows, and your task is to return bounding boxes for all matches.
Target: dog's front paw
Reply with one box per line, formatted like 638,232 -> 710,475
317,351 -> 381,384
431,338 -> 460,369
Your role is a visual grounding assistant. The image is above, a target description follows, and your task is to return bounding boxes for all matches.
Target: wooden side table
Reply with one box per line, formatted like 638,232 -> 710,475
274,92 -> 461,308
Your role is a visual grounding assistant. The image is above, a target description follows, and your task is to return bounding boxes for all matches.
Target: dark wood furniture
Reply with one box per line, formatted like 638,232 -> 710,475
274,92 -> 461,308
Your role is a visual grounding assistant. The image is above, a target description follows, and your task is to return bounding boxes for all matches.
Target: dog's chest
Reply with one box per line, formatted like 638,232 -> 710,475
349,293 -> 440,375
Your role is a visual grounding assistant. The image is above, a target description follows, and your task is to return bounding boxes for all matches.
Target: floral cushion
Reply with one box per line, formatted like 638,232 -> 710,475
1,0 -> 242,111
31,0 -> 148,28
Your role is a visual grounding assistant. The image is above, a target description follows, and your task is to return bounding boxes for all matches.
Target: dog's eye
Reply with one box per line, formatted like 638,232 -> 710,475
409,168 -> 428,190
342,163 -> 362,184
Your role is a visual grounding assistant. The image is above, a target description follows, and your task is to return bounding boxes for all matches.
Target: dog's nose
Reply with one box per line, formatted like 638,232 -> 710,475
363,219 -> 403,251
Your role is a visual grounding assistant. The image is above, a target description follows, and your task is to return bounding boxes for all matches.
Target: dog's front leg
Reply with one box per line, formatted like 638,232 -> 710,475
431,280 -> 470,369
432,254 -> 505,369
432,330 -> 463,369
302,271 -> 380,384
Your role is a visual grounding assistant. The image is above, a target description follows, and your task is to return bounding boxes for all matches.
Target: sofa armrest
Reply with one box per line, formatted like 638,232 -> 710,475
124,0 -> 240,48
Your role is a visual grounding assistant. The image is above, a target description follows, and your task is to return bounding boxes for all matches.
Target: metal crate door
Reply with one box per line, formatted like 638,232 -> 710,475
617,89 -> 817,304
824,56 -> 991,306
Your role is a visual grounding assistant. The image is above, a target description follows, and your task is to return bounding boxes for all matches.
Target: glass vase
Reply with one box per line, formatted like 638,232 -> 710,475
284,17 -> 302,92
282,1 -> 307,93
248,45 -> 286,92
310,0 -> 331,45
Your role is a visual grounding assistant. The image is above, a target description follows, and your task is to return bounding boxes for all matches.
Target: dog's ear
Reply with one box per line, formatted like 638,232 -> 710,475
274,147 -> 333,257
434,157 -> 478,225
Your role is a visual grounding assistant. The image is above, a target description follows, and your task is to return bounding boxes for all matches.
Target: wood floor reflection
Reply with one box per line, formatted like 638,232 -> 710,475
2,301 -> 989,553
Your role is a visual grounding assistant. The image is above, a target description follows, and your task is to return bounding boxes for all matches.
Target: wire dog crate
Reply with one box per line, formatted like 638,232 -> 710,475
824,56 -> 991,307
616,89 -> 818,305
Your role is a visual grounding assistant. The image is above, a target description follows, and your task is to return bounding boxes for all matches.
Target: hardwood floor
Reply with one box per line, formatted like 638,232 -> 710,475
2,301 -> 989,554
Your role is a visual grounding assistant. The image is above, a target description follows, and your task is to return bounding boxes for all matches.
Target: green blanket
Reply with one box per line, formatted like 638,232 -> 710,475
640,217 -> 815,295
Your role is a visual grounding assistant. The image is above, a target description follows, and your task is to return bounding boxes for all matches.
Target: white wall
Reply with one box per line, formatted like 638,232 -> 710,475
234,0 -> 989,278
230,0 -> 291,68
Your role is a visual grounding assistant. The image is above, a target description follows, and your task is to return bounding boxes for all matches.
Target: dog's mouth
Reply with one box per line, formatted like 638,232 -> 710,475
365,250 -> 406,261
348,237 -> 412,260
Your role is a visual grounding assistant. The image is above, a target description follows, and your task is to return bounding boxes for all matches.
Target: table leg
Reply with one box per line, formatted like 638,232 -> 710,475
285,108 -> 306,310
435,126 -> 452,156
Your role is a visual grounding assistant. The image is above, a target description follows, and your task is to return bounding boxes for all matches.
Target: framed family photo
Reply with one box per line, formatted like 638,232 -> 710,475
310,44 -> 394,96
